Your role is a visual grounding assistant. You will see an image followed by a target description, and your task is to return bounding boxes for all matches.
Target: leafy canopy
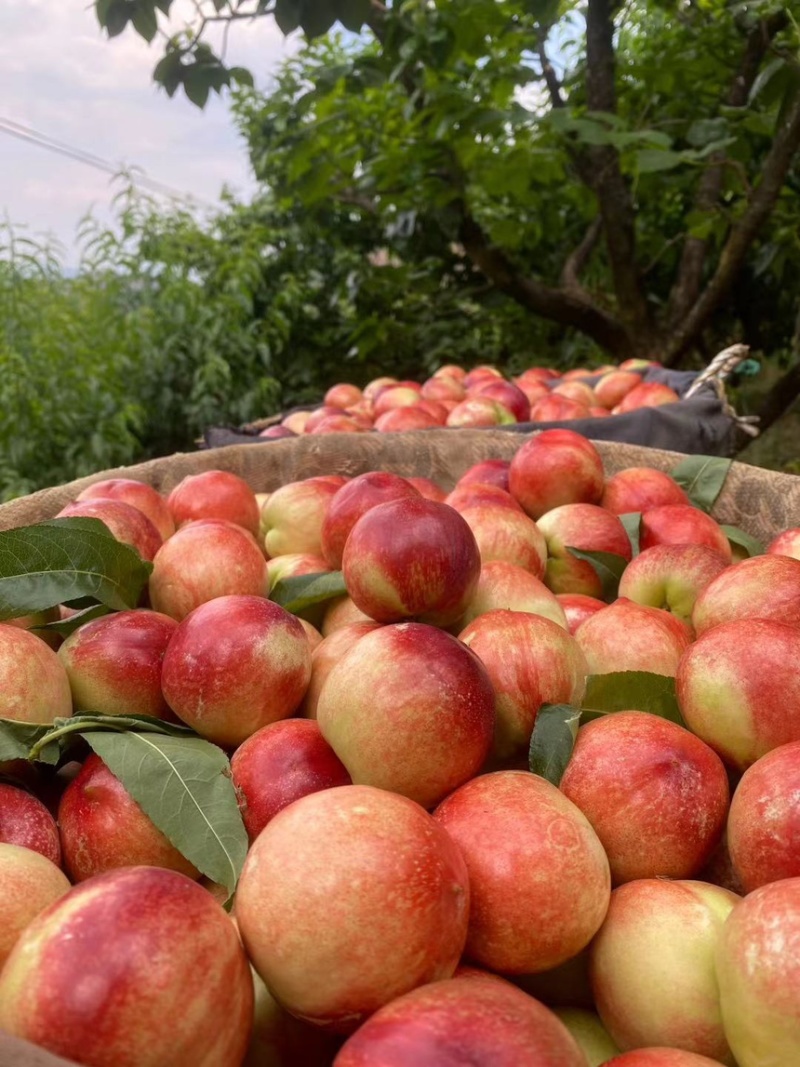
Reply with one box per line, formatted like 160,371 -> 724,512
95,0 -> 800,371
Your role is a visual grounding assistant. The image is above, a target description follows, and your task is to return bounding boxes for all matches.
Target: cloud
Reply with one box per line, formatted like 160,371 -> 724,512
0,0 -> 297,264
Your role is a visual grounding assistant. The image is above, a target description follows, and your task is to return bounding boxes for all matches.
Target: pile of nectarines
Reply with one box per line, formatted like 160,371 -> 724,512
1,428 -> 799,1067
259,359 -> 681,438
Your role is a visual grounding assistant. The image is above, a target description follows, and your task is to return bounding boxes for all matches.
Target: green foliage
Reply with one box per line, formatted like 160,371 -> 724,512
84,727 -> 247,896
0,518 -> 151,617
564,548 -> 628,602
0,195 -> 285,499
95,1 -> 372,108
233,16 -> 574,266
671,455 -> 733,512
92,0 -> 800,369
224,1 -> 800,363
528,703 -> 583,786
721,524 -> 764,557
529,671 -> 685,784
0,223 -> 147,499
0,710 -> 248,898
6,1 -> 800,500
270,570 -> 348,613
1,168 -> 537,500
582,672 -> 684,725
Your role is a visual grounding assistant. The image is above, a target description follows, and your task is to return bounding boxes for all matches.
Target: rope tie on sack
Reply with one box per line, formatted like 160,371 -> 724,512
684,344 -> 760,438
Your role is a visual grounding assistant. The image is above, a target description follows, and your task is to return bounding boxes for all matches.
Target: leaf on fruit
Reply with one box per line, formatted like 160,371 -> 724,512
528,703 -> 582,786
721,524 -> 763,559
0,719 -> 61,765
81,729 -> 248,898
671,456 -> 732,513
68,713 -> 196,736
270,570 -> 347,614
620,513 -> 641,557
31,603 -> 113,637
566,548 -> 628,602
584,671 -> 684,725
0,518 -> 152,620
19,712 -> 196,765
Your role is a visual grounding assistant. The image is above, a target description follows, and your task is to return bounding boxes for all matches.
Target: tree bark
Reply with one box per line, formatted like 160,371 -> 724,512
560,217 -> 603,295
667,12 -> 789,329
458,212 -> 637,358
584,0 -> 653,343
361,0 -> 796,372
664,90 -> 800,364
751,358 -> 800,438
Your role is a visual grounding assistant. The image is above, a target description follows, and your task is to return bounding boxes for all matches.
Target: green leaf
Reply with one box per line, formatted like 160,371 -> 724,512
270,570 -> 347,614
228,67 -> 255,89
95,0 -> 113,25
685,118 -> 729,148
82,729 -> 248,898
96,0 -> 131,36
687,138 -> 736,161
565,117 -> 617,146
67,713 -> 196,737
748,57 -> 786,105
31,604 -> 112,637
566,548 -> 628,602
721,524 -> 763,559
741,111 -> 776,137
336,0 -> 372,32
0,518 -> 152,620
522,0 -> 561,23
528,703 -> 582,786
274,0 -> 342,38
583,672 -> 684,725
620,513 -> 641,557
299,6 -> 339,39
0,719 -> 61,765
274,0 -> 302,34
634,148 -> 685,173
687,215 -> 716,240
131,1 -> 159,43
153,51 -> 184,97
670,455 -> 732,513
183,68 -> 212,109
776,69 -> 800,130
19,713 -> 195,764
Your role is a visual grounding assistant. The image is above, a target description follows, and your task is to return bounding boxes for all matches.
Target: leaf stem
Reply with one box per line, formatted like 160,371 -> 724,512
27,718 -> 122,760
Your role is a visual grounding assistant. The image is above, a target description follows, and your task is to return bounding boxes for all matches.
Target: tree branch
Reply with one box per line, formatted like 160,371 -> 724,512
749,357 -> 800,439
664,88 -> 800,364
667,11 -> 789,328
335,191 -> 379,213
537,37 -> 602,194
560,216 -> 603,292
584,0 -> 653,341
457,209 -> 637,359
365,0 -> 389,42
538,40 -> 566,109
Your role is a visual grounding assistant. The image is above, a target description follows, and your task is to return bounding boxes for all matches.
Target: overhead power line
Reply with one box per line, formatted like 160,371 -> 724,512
0,116 -> 216,208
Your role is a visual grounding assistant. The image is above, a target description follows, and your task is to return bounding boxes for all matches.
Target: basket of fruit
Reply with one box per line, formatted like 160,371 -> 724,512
203,345 -> 760,458
0,428 -> 798,1067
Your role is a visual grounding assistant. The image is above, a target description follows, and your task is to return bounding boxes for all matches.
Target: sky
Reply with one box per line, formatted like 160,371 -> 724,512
0,1 -> 297,265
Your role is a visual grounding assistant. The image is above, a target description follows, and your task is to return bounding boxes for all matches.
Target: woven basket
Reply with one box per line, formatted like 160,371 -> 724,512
0,430 -> 796,542
1,429 -> 797,1067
